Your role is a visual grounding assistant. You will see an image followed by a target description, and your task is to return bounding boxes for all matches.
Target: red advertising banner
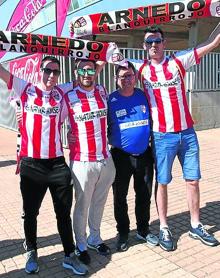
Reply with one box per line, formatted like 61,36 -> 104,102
56,0 -> 71,36
69,0 -> 220,38
0,0 -> 46,60
9,53 -> 42,84
0,31 -> 126,65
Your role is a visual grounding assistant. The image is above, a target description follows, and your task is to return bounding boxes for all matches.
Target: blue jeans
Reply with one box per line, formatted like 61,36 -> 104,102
152,128 -> 201,185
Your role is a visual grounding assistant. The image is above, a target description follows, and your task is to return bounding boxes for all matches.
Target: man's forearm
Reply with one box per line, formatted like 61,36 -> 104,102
196,23 -> 220,58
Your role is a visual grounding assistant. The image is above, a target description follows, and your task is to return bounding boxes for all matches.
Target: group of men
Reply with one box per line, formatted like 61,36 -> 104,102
0,23 -> 220,276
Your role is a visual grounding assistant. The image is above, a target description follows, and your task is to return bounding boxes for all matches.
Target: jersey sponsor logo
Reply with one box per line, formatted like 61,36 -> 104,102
116,109 -> 127,117
110,97 -> 117,102
141,105 -> 146,113
86,93 -> 95,99
24,104 -> 60,115
51,89 -> 62,101
74,108 -> 107,122
26,86 -> 36,96
119,119 -> 149,130
143,76 -> 180,89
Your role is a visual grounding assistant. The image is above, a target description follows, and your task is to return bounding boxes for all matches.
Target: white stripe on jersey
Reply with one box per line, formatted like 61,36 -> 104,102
26,112 -> 34,157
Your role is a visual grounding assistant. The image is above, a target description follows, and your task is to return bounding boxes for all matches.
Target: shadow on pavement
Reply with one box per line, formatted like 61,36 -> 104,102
149,200 -> 220,249
0,160 -> 17,168
0,201 -> 219,277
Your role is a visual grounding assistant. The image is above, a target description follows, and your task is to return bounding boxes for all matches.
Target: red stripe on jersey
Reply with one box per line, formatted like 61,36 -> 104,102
49,115 -> 56,158
7,74 -> 13,90
162,59 -> 173,80
163,60 -> 181,131
149,64 -> 157,82
154,89 -> 166,132
49,92 -> 59,157
20,90 -> 28,157
94,88 -> 108,158
138,59 -> 148,83
172,55 -> 186,79
173,55 -> 194,128
168,87 -> 181,131
34,86 -> 43,106
180,75 -> 194,128
33,87 -> 43,158
194,48 -> 200,64
64,93 -> 81,161
77,90 -> 97,158
149,64 -> 167,132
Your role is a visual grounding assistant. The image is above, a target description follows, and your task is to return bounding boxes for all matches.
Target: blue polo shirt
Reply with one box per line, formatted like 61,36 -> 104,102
108,88 -> 150,154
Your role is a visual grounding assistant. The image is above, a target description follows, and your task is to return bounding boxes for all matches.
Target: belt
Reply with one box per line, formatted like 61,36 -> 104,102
112,147 -> 142,157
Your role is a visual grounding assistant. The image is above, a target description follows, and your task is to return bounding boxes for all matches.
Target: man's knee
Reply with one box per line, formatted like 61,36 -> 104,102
186,180 -> 199,187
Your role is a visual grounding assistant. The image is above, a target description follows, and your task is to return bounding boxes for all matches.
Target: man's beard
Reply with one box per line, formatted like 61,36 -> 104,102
81,80 -> 94,87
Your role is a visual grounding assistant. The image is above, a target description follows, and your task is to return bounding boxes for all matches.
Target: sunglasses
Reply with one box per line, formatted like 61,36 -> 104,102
144,38 -> 164,45
117,74 -> 135,80
77,68 -> 96,76
41,68 -> 61,76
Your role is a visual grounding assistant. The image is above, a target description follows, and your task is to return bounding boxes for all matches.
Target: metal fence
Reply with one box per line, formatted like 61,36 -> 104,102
96,48 -> 220,93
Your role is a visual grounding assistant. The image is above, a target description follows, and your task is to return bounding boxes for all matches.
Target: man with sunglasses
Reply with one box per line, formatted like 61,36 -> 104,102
63,59 -> 116,265
108,61 -> 158,252
0,56 -> 88,275
131,24 -> 220,251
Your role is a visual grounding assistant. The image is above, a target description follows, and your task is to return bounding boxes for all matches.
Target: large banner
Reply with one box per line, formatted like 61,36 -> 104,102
6,0 -> 47,33
9,53 -> 42,84
0,0 -> 47,59
69,0 -> 220,38
56,0 -> 71,36
0,31 -> 126,65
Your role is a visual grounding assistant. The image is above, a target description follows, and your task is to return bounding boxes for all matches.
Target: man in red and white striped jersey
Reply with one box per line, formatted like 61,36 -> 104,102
0,57 -> 87,275
132,24 -> 220,251
64,59 -> 116,265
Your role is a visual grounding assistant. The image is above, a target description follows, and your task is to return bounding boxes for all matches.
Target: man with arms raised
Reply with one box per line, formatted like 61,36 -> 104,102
132,24 -> 220,251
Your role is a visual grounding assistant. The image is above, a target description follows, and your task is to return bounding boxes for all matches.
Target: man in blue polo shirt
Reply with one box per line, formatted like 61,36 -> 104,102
108,61 -> 158,251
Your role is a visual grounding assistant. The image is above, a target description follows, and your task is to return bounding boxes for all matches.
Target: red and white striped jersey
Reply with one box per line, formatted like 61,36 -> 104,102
132,48 -> 200,132
64,85 -> 110,161
7,76 -> 74,159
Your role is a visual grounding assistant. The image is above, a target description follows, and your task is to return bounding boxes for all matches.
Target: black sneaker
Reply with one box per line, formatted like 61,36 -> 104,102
75,247 -> 91,265
87,242 -> 111,255
116,234 -> 129,252
189,224 -> 219,246
159,227 -> 175,251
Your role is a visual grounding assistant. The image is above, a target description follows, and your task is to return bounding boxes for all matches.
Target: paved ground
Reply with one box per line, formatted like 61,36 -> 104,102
0,127 -> 220,278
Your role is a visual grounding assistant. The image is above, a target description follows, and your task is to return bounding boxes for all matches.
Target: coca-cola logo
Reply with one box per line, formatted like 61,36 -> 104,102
10,0 -> 46,32
11,55 -> 41,84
